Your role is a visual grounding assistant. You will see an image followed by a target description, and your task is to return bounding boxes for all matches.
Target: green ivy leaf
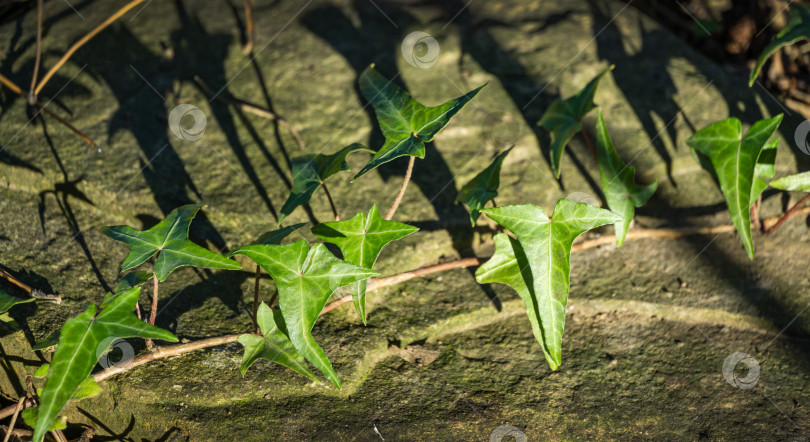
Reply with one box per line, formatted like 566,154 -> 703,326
750,4 -> 810,86
237,302 -> 319,381
751,138 -> 779,207
476,200 -> 621,370
114,270 -> 152,294
32,332 -> 60,351
595,111 -> 657,246
101,204 -> 241,281
33,287 -> 177,442
312,205 -> 418,324
255,223 -> 307,245
279,144 -> 371,224
456,147 -> 513,226
770,171 -> 810,192
686,115 -> 783,259
0,289 -> 35,317
352,65 -> 485,181
538,66 -> 612,178
231,241 -> 377,388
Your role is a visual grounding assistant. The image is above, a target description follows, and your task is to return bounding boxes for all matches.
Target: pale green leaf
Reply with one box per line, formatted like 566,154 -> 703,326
750,4 -> 810,86
476,200 -> 621,370
352,65 -> 485,180
23,407 -> 66,433
238,302 -> 318,381
279,144 -> 371,224
595,111 -> 657,246
312,205 -> 418,323
770,171 -> 810,192
456,147 -> 513,226
101,204 -> 241,281
231,241 -> 378,388
33,287 -> 177,442
686,115 -> 783,259
538,66 -> 612,178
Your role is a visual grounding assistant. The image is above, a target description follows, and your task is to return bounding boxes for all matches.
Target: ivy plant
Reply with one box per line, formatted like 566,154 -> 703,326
456,147 -> 513,226
595,111 -> 657,245
231,241 -> 377,388
312,204 -> 418,323
476,200 -> 621,369
32,287 -> 177,441
686,114 -> 783,259
351,64 -> 485,180
0,289 -> 35,326
538,66 -> 612,178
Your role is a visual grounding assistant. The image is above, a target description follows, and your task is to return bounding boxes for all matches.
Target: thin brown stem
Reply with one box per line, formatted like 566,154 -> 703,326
253,264 -> 261,332
35,0 -> 146,95
193,75 -> 306,150
764,194 -> 810,235
243,0 -> 255,54
386,156 -> 415,220
0,399 -> 34,421
581,128 -> 597,162
150,275 -> 158,326
28,0 -> 43,105
751,194 -> 762,232
1,397 -> 25,442
268,290 -> 278,309
321,181 -> 340,221
0,268 -> 34,294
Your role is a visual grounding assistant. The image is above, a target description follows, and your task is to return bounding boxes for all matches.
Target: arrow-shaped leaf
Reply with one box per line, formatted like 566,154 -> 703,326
595,111 -> 657,246
312,205 -> 418,324
279,144 -> 371,224
476,200 -> 621,370
456,147 -> 513,226
33,287 -> 177,442
255,223 -> 307,245
238,302 -> 319,381
538,66 -> 612,178
352,65 -> 485,180
750,4 -> 810,86
770,171 -> 810,192
231,241 -> 377,388
101,204 -> 241,281
686,114 -> 783,259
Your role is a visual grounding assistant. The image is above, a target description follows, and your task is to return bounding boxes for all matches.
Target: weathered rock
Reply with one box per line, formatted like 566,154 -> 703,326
1,0 -> 808,439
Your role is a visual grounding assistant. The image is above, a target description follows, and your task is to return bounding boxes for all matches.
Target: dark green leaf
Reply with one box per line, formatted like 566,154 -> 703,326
595,111 -> 657,245
237,302 -> 318,381
255,223 -> 307,245
0,289 -> 34,317
456,147 -> 513,226
538,66 -> 612,178
279,144 -> 371,224
770,171 -> 810,192
312,205 -> 418,323
32,332 -> 60,351
33,287 -> 177,442
476,200 -> 621,370
750,4 -> 810,86
101,204 -> 241,281
231,241 -> 377,388
113,270 -> 152,294
352,65 -> 485,180
686,115 -> 783,259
